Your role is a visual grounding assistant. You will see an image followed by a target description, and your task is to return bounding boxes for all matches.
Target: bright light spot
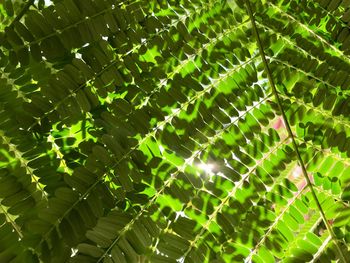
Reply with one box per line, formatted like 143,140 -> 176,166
292,166 -> 302,179
70,248 -> 78,257
44,0 -> 53,6
198,163 -> 215,174
159,145 -> 165,153
175,211 -> 186,220
231,153 -> 241,162
171,107 -> 179,114
217,172 -> 227,179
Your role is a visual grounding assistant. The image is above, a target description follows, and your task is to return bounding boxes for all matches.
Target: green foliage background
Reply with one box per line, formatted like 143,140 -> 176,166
0,0 -> 350,262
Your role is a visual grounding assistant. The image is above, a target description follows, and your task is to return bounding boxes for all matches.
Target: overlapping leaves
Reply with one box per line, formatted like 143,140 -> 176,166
0,0 -> 350,262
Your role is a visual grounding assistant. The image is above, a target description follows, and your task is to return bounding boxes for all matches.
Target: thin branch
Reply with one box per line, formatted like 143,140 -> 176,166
95,93 -> 272,262
9,0 -> 35,27
181,135 -> 290,261
25,0 -> 225,132
0,132 -> 48,200
267,2 -> 350,65
244,144 -> 324,260
38,56 -> 261,254
243,1 -> 347,262
0,205 -> 23,239
310,235 -> 332,262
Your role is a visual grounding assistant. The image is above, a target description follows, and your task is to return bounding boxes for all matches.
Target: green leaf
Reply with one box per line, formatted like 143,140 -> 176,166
77,243 -> 104,258
0,0 -> 350,262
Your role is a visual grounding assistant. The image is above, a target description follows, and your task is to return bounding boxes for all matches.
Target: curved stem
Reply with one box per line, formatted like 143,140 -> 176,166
243,0 -> 347,262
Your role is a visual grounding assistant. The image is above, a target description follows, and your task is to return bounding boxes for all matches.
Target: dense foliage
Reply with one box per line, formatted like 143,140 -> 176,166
1,0 -> 350,262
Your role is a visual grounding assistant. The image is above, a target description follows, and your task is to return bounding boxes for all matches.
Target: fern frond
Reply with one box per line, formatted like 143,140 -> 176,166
1,0 -> 350,262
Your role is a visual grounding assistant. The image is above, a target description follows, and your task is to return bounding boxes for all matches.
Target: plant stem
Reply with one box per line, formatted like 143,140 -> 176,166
9,0 -> 35,27
243,0 -> 347,262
